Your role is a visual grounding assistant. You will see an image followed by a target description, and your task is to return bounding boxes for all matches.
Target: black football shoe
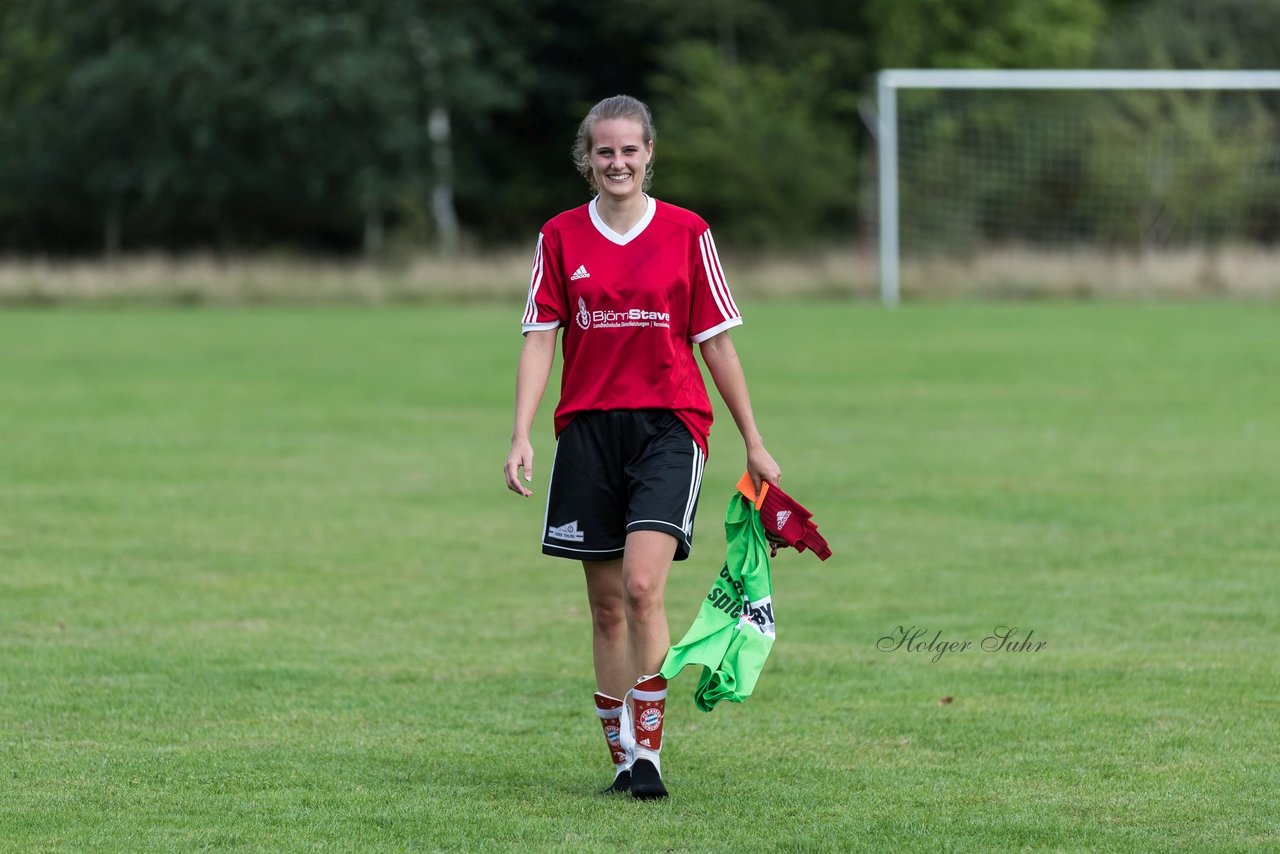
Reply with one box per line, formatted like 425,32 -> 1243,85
599,768 -> 631,795
629,758 -> 668,800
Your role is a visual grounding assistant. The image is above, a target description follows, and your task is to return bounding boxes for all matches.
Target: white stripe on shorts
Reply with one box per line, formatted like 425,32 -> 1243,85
682,440 -> 706,536
627,519 -> 688,538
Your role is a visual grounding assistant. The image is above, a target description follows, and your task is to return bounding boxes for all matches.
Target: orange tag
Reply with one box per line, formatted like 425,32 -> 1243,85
736,471 -> 769,510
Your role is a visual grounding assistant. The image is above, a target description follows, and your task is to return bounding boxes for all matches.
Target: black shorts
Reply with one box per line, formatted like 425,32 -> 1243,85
542,410 -> 706,562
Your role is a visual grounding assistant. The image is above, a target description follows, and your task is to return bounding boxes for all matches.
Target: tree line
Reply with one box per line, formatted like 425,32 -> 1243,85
1,0 -> 1276,256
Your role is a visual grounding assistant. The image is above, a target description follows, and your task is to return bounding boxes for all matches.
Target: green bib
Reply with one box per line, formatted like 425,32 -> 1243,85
660,492 -> 775,712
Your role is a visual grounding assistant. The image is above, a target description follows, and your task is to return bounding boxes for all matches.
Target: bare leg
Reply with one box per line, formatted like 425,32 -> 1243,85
618,530 -> 676,799
583,558 -> 629,699
582,532 -> 678,690
621,530 -> 677,678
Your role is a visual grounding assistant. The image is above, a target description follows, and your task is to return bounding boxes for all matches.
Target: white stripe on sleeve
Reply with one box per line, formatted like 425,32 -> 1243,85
703,230 -> 740,317
690,315 -> 743,344
523,234 -> 544,326
698,231 -> 731,320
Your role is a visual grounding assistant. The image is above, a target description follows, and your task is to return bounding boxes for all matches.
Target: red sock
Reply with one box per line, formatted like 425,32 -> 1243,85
631,674 -> 667,759
593,692 -> 629,772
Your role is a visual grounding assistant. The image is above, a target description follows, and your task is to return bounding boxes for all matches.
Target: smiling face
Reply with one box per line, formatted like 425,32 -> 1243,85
589,118 -> 653,203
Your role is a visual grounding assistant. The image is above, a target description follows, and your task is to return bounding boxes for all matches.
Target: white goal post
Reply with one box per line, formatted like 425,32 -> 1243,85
876,69 -> 1280,305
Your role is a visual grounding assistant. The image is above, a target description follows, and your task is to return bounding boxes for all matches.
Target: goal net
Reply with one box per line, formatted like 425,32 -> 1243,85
874,71 -> 1280,302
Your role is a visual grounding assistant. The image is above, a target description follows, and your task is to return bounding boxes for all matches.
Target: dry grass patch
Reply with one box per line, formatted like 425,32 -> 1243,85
901,245 -> 1280,300
0,249 -> 880,305
2,245 -> 1278,304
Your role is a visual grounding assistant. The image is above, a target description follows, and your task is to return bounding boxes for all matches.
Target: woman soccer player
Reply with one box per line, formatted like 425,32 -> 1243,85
503,94 -> 780,800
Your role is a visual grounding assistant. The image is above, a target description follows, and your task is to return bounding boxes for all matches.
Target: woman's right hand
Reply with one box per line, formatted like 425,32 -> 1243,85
504,437 -> 535,497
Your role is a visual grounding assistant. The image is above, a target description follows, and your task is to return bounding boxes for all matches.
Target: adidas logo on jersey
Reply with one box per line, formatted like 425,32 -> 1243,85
775,510 -> 792,530
547,520 -> 585,542
570,265 -> 590,280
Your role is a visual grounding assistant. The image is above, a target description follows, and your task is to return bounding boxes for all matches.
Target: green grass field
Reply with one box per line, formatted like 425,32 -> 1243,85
2,302 -> 1278,851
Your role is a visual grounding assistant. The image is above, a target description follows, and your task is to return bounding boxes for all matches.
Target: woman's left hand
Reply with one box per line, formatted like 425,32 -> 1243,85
747,445 -> 781,496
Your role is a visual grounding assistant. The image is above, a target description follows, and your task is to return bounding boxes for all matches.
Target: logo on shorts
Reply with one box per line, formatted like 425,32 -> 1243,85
638,707 -> 663,732
576,297 -> 591,330
547,520 -> 585,542
775,510 -> 792,530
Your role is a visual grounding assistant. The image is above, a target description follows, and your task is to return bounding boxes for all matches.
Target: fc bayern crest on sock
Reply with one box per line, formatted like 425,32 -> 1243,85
594,692 -> 630,768
639,706 -> 662,729
631,674 -> 668,753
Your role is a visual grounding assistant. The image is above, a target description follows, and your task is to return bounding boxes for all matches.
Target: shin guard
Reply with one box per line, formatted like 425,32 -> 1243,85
593,692 -> 631,775
630,674 -> 667,770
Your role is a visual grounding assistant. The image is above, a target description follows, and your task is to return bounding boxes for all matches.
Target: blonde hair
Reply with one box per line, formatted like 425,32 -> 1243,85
571,95 -> 656,193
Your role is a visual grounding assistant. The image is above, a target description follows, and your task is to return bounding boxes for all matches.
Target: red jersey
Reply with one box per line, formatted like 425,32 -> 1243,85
522,196 -> 742,453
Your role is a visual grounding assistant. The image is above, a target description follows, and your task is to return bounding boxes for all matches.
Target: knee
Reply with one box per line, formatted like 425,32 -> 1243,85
623,574 -> 664,618
590,598 -> 627,637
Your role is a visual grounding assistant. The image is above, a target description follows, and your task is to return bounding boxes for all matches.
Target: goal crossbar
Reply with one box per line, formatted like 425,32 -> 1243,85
876,69 -> 1280,304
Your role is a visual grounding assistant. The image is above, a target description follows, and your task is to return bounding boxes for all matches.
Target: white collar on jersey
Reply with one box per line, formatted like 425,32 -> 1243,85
588,194 -> 656,246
